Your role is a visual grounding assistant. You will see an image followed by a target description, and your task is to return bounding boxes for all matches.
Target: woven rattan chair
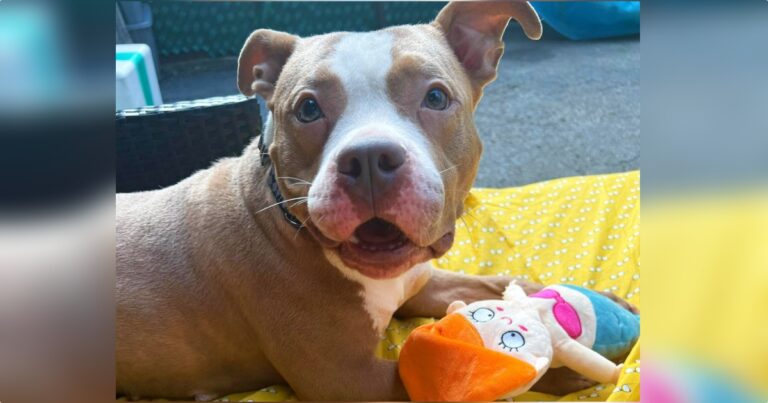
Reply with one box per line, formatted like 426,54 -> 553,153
116,95 -> 261,193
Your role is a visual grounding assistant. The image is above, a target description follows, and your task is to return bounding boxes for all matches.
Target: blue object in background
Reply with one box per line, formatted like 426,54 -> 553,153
531,2 -> 639,40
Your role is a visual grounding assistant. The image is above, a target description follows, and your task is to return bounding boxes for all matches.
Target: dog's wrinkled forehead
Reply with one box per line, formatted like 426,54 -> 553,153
330,31 -> 394,98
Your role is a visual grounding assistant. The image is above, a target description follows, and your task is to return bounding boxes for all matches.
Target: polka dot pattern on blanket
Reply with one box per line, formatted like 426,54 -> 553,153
436,171 -> 640,301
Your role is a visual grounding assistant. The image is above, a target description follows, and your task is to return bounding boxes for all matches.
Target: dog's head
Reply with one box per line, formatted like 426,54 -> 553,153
238,2 -> 541,279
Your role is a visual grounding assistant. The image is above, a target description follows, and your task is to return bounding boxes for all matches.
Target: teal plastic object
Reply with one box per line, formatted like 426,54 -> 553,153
531,2 -> 640,40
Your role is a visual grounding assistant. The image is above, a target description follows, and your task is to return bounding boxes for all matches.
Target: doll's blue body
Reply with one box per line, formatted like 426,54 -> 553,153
561,285 -> 640,358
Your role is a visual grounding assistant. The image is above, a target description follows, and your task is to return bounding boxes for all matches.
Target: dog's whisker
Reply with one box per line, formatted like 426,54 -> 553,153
450,188 -> 470,202
299,214 -> 313,227
460,216 -> 470,231
293,215 -> 313,240
462,209 -> 479,222
254,197 -> 308,215
439,164 -> 460,174
277,176 -> 314,186
480,202 -> 519,212
290,199 -> 308,208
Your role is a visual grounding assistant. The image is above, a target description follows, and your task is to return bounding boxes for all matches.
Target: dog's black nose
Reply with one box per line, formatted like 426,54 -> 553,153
337,139 -> 406,202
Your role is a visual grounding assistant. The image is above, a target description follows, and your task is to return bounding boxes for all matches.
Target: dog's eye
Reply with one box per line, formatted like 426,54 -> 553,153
499,330 -> 526,351
423,88 -> 449,110
296,97 -> 323,123
470,307 -> 495,322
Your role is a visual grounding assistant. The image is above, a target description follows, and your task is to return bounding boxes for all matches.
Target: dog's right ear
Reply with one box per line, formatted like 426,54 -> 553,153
237,29 -> 299,101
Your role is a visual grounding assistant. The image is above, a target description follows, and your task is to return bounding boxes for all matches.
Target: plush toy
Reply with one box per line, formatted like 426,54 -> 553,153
398,282 -> 639,401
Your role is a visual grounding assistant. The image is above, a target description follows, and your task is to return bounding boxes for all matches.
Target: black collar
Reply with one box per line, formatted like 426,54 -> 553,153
260,131 -> 303,229
268,167 -> 303,229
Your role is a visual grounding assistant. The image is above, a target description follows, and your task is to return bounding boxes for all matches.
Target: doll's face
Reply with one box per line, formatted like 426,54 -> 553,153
456,301 -> 553,368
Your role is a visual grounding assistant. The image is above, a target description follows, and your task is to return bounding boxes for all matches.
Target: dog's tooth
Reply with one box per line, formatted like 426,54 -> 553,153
350,235 -> 360,244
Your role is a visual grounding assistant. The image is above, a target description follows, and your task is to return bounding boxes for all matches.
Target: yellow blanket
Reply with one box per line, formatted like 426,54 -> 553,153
224,170 -> 641,402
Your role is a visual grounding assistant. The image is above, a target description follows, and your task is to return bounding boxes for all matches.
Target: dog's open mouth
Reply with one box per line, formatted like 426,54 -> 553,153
349,218 -> 411,252
306,216 -> 455,279
337,218 -> 427,279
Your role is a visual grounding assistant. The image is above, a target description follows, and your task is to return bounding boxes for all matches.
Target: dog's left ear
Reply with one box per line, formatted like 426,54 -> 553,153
434,1 -> 541,93
237,29 -> 299,101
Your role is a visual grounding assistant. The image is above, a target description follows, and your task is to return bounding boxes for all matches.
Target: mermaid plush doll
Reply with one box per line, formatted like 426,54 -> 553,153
399,281 -> 639,401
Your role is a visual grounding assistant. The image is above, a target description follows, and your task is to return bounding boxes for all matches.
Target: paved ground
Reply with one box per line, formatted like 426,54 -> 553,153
159,36 -> 639,188
475,37 -> 639,187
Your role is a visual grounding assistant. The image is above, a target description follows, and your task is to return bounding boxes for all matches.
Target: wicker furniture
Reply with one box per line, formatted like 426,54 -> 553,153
116,94 -> 261,193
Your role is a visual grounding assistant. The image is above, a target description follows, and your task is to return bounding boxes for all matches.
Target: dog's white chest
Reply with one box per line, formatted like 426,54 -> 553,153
325,250 -> 433,334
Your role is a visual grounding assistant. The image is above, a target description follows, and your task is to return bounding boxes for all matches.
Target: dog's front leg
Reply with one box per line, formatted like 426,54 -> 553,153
256,296 -> 410,401
276,352 -> 408,401
395,268 -> 544,318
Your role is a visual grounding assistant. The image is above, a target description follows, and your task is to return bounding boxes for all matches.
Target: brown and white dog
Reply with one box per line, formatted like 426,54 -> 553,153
117,2 -> 633,400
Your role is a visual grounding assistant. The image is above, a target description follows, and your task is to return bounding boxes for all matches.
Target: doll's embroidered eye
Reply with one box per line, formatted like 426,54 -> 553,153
499,330 -> 526,351
470,308 -> 495,322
